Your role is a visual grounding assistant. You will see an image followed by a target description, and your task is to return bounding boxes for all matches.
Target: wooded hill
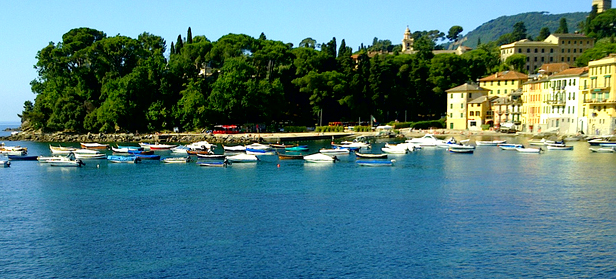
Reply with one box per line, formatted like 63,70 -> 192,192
462,12 -> 589,48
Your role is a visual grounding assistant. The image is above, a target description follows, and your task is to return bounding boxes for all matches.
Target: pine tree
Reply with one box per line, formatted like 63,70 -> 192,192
536,27 -> 551,41
187,27 -> 193,44
259,32 -> 266,40
170,41 -> 175,55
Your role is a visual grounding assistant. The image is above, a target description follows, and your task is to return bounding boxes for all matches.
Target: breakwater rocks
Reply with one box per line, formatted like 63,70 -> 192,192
0,131 -> 262,145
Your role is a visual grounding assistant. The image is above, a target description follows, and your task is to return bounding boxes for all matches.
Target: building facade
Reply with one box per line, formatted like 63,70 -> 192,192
584,54 -> 616,135
592,0 -> 612,12
540,68 -> 588,134
500,34 -> 595,73
446,83 -> 490,130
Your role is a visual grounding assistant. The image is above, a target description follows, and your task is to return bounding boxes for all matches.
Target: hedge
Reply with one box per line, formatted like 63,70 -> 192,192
282,126 -> 307,133
315,126 -> 345,133
409,119 -> 446,129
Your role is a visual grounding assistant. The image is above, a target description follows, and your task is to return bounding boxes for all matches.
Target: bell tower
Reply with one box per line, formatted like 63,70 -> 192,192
401,26 -> 414,53
593,0 -> 612,13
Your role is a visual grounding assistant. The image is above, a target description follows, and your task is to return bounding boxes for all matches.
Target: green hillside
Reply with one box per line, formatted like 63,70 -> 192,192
462,11 -> 589,48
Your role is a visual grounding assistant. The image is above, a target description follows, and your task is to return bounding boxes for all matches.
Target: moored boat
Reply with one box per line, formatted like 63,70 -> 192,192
197,159 -> 230,167
107,155 -> 141,163
134,154 -> 161,160
246,148 -> 276,155
405,134 -> 446,147
186,141 -> 215,151
476,140 -> 507,146
515,147 -> 542,153
546,144 -> 573,150
449,146 -> 475,153
285,145 -> 309,152
196,154 -> 227,160
356,160 -> 395,166
112,145 -> 144,153
75,153 -> 107,159
80,142 -> 109,149
7,155 -> 38,161
161,156 -> 191,163
319,148 -> 350,155
498,143 -> 523,150
278,153 -> 304,160
381,146 -> 408,154
1,160 -> 9,167
355,152 -> 388,159
49,145 -> 77,154
304,153 -> 338,163
139,142 -> 177,150
226,154 -> 259,162
50,159 -> 85,167
589,147 -> 615,153
223,145 -> 246,152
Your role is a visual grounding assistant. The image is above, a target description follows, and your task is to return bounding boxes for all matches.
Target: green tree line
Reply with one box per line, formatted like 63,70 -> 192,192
22,27 -> 504,133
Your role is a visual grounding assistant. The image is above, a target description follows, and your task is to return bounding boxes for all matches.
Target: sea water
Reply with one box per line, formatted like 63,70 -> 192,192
1,135 -> 615,278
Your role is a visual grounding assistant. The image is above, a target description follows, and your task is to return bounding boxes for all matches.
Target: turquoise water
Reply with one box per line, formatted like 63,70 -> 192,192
1,137 -> 616,278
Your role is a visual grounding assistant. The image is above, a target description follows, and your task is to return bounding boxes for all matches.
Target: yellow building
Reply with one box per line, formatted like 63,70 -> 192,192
584,54 -> 616,135
446,83 -> 490,130
593,0 -> 612,13
478,70 -> 528,97
521,79 -> 548,132
500,34 -> 595,73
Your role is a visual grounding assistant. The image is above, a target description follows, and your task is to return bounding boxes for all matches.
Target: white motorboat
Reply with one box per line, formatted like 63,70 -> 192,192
304,153 -> 338,162
246,143 -> 273,151
319,148 -> 350,155
515,147 -> 542,153
405,134 -> 446,147
498,143 -> 523,150
381,146 -> 408,154
546,144 -> 573,150
223,145 -> 247,152
37,155 -> 73,163
1,160 -> 9,168
589,147 -> 615,153
226,153 -> 259,162
186,141 -> 216,151
170,145 -> 190,154
50,160 -> 85,167
476,140 -> 507,146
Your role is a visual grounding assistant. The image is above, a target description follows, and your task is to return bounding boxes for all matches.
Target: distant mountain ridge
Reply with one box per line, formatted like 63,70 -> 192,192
461,11 -> 589,48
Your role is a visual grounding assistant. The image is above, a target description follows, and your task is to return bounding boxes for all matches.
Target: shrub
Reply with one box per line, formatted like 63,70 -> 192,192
481,124 -> 490,131
410,119 -> 445,129
353,126 -> 372,132
282,126 -> 307,133
315,126 -> 344,133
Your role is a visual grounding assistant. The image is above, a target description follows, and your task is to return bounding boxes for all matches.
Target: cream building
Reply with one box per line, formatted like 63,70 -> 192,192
540,68 -> 588,134
446,83 -> 490,130
593,0 -> 612,12
584,54 -> 616,135
500,34 -> 595,73
522,79 -> 549,132
478,70 -> 528,97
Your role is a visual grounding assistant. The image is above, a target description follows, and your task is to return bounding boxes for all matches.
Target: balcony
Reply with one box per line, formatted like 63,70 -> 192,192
584,98 -> 616,104
545,99 -> 566,106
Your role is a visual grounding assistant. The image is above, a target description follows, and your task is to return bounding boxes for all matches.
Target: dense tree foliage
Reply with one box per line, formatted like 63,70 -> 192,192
24,27 -> 505,132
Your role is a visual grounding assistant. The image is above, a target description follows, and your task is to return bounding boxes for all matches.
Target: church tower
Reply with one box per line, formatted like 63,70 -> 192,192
593,0 -> 612,13
402,26 -> 414,53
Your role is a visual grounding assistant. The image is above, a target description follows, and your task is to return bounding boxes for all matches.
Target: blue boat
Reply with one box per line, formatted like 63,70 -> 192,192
332,145 -> 360,151
197,159 -> 230,167
356,160 -> 395,166
285,145 -> 309,152
7,155 -> 38,161
134,154 -> 161,160
107,155 -> 141,163
245,148 -> 275,155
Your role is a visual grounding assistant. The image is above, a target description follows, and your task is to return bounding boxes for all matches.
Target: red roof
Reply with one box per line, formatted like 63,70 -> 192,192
479,71 -> 528,82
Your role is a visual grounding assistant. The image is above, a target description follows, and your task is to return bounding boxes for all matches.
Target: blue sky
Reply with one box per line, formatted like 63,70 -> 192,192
0,0 -> 591,122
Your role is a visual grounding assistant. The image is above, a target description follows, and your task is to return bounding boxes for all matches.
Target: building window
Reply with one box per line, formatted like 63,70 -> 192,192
541,57 -> 545,62
450,123 -> 454,129
469,93 -> 472,98
450,104 -> 453,109
542,48 -> 545,53
573,49 -> 577,53
505,89 -> 508,94
470,111 -> 474,116
535,48 -> 538,53
476,111 -> 481,117
550,57 -> 553,62
461,93 -> 464,98
470,121 -> 477,127
550,49 -> 554,53
527,48 -> 531,53
518,48 -> 522,53
460,113 -> 463,118
450,94 -> 453,99
461,103 -> 464,108
534,57 -> 538,62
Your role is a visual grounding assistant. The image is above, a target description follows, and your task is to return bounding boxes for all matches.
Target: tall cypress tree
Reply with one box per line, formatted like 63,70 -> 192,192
170,41 -> 175,55
175,34 -> 183,54
187,27 -> 193,44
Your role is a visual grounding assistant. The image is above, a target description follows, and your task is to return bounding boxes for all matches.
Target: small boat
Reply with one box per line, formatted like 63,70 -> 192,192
599,143 -> 616,148
197,159 -> 230,167
1,160 -> 9,167
186,141 -> 216,151
246,148 -> 276,155
226,154 -> 259,162
7,155 -> 38,161
139,142 -> 177,150
0,143 -> 27,152
270,143 -> 296,148
285,145 -> 309,152
546,144 -> 573,150
449,147 -> 474,153
74,149 -> 102,154
246,143 -> 273,150
405,134 -> 446,147
74,153 -> 107,159
2,150 -> 26,156
196,154 -> 227,160
498,143 -> 523,150
127,149 -> 154,155
107,155 -> 141,163
49,145 -> 77,154
381,147 -> 408,154
223,145 -> 246,152
515,147 -> 542,153
38,155 -> 71,163
304,153 -> 338,163
134,154 -> 161,160
319,148 -> 350,155
186,150 -> 214,155
355,152 -> 388,159
357,160 -> 395,166
589,147 -> 615,153
331,144 -> 360,151
170,145 -> 190,154
161,156 -> 191,163
80,142 -> 109,149
278,153 -> 304,160
476,140 -> 507,146
588,138 -> 616,146
50,159 -> 85,167
112,145 -> 144,153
